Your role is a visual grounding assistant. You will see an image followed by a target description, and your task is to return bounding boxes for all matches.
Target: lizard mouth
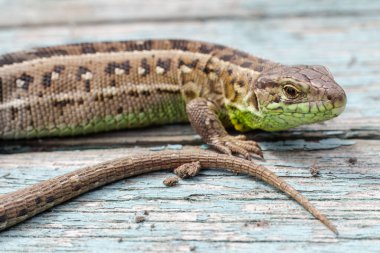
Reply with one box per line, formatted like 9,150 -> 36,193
259,97 -> 346,131
329,93 -> 347,117
331,104 -> 346,117
327,86 -> 347,116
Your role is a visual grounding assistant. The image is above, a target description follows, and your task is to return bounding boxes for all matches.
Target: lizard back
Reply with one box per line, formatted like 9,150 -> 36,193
0,40 -> 270,139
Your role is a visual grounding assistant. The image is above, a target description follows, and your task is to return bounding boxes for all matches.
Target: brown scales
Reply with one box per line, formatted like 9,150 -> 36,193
0,39 -> 269,69
1,42 -> 260,138
0,150 -> 338,234
1,49 -> 216,135
0,39 -> 339,234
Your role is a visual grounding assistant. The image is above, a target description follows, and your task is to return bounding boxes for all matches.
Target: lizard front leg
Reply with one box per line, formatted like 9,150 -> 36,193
186,98 -> 263,159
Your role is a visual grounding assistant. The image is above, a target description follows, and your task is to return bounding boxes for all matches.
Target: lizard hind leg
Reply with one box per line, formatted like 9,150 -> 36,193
186,98 -> 263,160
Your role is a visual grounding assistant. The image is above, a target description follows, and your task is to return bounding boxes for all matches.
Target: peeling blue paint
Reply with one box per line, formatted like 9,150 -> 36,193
260,138 -> 356,151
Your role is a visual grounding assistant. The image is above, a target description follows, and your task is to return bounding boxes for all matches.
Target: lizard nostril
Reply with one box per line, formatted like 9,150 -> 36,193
327,95 -> 332,100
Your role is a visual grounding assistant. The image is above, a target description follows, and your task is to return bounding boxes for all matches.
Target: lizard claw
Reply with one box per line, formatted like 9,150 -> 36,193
209,135 -> 263,160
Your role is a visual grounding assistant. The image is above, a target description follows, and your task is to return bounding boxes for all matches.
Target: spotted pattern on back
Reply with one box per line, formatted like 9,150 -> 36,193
0,39 -> 274,139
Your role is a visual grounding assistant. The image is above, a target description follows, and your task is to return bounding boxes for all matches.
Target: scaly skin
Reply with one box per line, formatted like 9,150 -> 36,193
225,64 -> 346,132
0,150 -> 338,234
0,39 -> 346,234
0,40 -> 346,142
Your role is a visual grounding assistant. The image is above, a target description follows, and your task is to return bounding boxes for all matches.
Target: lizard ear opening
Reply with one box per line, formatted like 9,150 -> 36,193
244,89 -> 259,111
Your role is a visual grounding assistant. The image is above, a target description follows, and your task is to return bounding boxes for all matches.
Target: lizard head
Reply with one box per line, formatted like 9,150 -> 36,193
225,64 -> 347,132
250,64 -> 346,131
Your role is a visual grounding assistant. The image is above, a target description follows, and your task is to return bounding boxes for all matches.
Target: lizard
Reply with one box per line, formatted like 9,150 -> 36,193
0,39 -> 346,234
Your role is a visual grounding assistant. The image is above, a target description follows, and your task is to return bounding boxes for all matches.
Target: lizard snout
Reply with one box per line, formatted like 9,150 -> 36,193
327,84 -> 347,116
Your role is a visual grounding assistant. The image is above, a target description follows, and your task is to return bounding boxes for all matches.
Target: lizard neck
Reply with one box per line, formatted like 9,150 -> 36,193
186,55 -> 274,131
220,63 -> 265,132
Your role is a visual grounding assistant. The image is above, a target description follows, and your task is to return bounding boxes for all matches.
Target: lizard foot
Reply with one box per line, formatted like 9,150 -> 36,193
209,135 -> 263,160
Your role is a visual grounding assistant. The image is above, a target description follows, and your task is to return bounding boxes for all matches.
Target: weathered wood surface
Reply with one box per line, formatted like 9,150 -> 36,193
0,0 -> 379,252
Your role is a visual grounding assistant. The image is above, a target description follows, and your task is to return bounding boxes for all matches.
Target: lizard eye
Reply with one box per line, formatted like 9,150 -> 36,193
283,84 -> 300,99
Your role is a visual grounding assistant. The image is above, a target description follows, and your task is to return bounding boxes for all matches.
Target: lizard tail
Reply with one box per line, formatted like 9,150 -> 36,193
202,153 -> 339,235
255,167 -> 339,235
0,150 -> 338,234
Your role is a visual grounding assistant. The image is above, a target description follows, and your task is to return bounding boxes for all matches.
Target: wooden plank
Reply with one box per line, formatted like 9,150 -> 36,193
0,125 -> 367,153
0,0 -> 379,252
0,0 -> 379,28
0,140 -> 379,252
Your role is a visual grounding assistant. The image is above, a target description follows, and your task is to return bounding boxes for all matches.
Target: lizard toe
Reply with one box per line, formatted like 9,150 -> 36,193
209,135 -> 263,160
235,140 -> 264,158
233,135 -> 247,141
225,141 -> 251,160
210,142 -> 233,156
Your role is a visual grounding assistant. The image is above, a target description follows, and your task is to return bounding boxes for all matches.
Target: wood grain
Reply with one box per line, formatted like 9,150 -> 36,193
0,0 -> 379,252
1,0 -> 379,28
